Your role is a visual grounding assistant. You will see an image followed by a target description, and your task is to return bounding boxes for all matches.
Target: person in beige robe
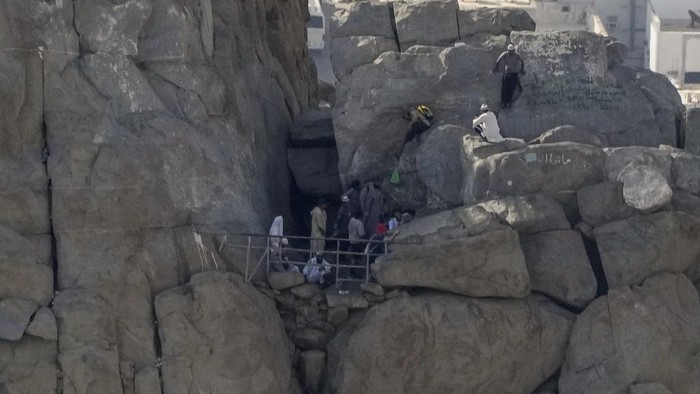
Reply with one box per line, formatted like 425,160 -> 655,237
310,199 -> 328,255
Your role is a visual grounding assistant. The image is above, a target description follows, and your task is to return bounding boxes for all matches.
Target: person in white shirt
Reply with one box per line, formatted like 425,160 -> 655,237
303,254 -> 332,286
472,104 -> 505,143
387,209 -> 401,231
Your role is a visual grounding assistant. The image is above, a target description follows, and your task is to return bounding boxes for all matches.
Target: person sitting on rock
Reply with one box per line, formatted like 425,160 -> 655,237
303,253 -> 333,287
397,105 -> 433,159
270,238 -> 299,273
387,209 -> 402,232
472,104 -> 505,143
493,44 -> 525,108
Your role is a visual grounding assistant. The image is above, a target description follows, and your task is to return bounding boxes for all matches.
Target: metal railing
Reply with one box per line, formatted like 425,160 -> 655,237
219,233 -> 390,285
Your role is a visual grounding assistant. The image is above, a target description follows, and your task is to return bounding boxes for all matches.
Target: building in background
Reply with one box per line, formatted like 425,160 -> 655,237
646,0 -> 700,106
591,0 -> 647,67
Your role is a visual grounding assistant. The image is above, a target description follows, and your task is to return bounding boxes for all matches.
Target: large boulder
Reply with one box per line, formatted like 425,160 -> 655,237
499,31 -> 678,146
331,36 -> 399,80
529,125 -> 605,147
0,298 -> 37,341
330,1 -> 395,39
288,148 -> 343,196
327,294 -> 574,394
464,142 -> 605,205
458,7 -> 536,38
577,181 -> 639,227
393,0 -> 460,50
670,151 -> 700,195
374,228 -> 531,298
470,194 -> 570,233
155,272 -> 292,394
604,146 -> 672,181
685,108 -> 700,156
392,194 -> 568,242
594,212 -> 700,288
520,230 -> 597,308
0,337 -> 58,393
385,124 -> 468,206
560,274 -> 700,393
289,108 -> 335,147
389,204 -> 506,246
25,307 -> 58,341
617,164 -> 673,213
462,134 -> 527,161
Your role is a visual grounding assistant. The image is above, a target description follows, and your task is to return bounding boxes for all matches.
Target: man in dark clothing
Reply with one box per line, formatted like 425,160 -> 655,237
332,195 -> 353,259
493,44 -> 525,108
341,180 -> 362,215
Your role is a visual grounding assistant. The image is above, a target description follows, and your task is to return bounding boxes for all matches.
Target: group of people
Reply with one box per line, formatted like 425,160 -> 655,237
268,183 -> 414,285
402,44 -> 525,153
268,44 -> 526,286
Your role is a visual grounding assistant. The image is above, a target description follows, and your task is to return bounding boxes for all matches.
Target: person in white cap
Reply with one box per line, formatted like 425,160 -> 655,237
472,104 -> 504,143
493,43 -> 525,108
332,195 -> 353,256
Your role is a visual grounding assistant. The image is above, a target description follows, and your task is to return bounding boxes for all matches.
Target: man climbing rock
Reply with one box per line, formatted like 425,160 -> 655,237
472,104 -> 505,143
397,105 -> 433,159
493,44 -> 525,108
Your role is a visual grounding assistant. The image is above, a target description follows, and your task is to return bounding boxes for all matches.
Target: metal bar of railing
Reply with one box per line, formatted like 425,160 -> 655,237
244,236 -> 251,283
204,231 -> 402,285
335,240 -> 340,284
246,249 -> 268,284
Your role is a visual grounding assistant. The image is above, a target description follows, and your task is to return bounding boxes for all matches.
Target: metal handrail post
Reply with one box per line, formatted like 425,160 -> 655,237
245,236 -> 251,283
335,240 -> 340,282
365,251 -> 370,284
266,236 -> 271,276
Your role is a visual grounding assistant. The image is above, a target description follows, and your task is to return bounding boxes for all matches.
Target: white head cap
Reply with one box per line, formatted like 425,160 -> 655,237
480,104 -> 489,111
507,44 -> 515,51
281,238 -> 289,246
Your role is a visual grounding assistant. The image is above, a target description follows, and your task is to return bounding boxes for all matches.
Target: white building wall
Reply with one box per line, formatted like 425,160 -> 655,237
648,14 -> 660,72
592,0 -> 646,67
533,0 -> 594,31
648,25 -> 700,86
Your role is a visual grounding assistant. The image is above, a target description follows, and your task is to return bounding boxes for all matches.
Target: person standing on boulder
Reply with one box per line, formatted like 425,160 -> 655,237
310,199 -> 328,255
493,44 -> 525,108
472,104 -> 505,143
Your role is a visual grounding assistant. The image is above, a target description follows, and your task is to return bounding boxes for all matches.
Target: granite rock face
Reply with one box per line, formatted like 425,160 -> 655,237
560,274 -> 700,394
595,212 -> 700,288
327,294 -> 574,394
1,0 -> 315,391
155,272 -> 292,394
374,228 -> 530,298
334,29 -> 683,187
520,230 -> 597,308
500,31 -> 683,147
